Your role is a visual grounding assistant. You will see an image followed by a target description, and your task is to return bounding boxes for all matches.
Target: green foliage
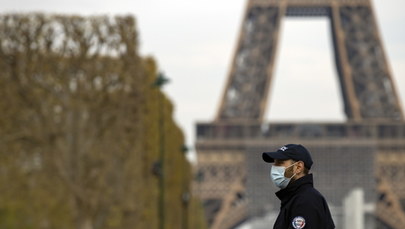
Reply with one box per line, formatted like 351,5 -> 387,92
0,13 -> 207,229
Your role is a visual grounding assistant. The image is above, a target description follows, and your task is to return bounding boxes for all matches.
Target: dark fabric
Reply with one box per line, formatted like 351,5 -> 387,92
273,174 -> 335,229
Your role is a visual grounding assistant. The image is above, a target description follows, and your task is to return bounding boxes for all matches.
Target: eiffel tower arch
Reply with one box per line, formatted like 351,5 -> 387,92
193,0 -> 405,228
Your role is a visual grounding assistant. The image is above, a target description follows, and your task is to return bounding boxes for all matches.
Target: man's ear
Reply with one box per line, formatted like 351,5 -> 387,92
297,161 -> 305,174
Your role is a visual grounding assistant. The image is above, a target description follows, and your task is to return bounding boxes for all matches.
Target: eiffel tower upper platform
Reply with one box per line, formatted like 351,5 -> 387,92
193,0 -> 405,228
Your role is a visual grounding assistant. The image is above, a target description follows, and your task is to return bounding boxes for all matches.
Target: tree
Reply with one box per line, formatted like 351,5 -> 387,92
0,13 -> 207,229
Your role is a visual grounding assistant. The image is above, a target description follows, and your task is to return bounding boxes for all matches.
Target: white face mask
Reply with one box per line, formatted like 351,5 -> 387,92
270,162 -> 298,189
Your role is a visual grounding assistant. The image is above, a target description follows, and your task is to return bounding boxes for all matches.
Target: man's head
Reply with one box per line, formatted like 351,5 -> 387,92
262,144 -> 313,181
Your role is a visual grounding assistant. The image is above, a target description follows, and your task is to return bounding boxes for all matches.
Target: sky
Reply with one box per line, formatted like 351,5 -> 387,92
2,0 -> 405,161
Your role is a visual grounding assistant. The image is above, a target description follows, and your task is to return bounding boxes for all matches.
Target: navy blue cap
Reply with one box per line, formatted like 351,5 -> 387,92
262,144 -> 313,169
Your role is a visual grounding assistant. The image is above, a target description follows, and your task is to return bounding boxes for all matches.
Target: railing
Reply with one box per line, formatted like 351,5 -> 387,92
196,122 -> 405,140
251,0 -> 369,5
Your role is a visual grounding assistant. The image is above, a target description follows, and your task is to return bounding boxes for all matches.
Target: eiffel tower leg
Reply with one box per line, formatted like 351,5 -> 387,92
194,149 -> 248,229
331,3 -> 404,120
376,153 -> 405,228
211,176 -> 246,229
216,2 -> 287,121
330,3 -> 362,121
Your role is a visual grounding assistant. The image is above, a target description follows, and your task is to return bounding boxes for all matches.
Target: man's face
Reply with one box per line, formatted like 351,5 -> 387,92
274,159 -> 296,179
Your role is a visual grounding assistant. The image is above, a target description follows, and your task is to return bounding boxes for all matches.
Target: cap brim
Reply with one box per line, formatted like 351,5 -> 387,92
262,151 -> 290,163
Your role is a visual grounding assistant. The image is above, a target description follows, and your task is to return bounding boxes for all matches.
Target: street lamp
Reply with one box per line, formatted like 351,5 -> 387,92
153,72 -> 169,229
182,191 -> 190,229
181,144 -> 190,229
154,72 -> 170,88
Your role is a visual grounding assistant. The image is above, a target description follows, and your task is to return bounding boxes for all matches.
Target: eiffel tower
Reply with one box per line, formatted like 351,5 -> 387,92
193,0 -> 405,228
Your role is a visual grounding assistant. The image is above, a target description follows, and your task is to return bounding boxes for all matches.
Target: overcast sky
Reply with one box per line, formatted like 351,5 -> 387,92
2,0 -> 404,160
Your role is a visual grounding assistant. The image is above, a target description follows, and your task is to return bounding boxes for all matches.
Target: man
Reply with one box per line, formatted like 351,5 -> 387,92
262,144 -> 335,229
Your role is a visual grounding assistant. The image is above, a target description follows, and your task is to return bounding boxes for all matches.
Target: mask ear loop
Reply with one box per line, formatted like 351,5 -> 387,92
285,162 -> 298,179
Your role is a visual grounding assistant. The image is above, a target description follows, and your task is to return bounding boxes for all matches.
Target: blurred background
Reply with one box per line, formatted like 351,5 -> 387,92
0,0 -> 404,228
2,0 -> 404,159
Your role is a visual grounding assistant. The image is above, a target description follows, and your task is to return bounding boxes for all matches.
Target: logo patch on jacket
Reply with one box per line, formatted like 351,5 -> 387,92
292,216 -> 306,229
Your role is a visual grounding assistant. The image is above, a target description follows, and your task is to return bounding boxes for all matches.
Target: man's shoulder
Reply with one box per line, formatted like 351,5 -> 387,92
295,186 -> 326,205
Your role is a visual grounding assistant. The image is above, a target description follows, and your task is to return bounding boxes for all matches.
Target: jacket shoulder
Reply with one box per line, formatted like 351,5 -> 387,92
294,186 -> 327,206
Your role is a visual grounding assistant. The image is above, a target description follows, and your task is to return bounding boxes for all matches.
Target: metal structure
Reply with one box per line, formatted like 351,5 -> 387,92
193,0 -> 405,228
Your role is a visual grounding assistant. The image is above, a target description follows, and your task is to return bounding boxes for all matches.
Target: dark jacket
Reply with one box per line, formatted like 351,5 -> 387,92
273,174 -> 335,229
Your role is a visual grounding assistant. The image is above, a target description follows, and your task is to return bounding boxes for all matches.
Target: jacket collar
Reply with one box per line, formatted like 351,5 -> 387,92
275,174 -> 314,205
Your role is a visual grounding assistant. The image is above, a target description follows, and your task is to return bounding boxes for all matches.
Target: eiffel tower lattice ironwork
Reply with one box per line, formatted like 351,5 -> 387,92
193,0 -> 405,228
